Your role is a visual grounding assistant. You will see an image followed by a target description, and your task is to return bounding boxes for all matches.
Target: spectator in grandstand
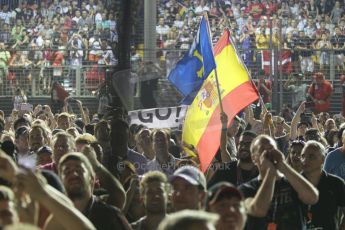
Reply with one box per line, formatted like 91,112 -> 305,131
156,17 -> 170,41
285,19 -> 299,36
315,21 -> 330,38
239,135 -> 318,230
0,4 -> 12,25
98,39 -> 117,66
12,87 -> 27,111
324,15 -> 335,35
11,19 -> 24,44
331,1 -> 343,24
131,171 -> 168,230
304,17 -> 316,38
89,31 -> 103,63
316,32 -> 332,72
277,1 -> 291,18
68,33 -> 86,85
0,42 -> 10,95
255,29 -> 269,71
41,40 -> 53,93
296,30 -> 314,75
257,70 -> 272,108
0,23 -> 11,43
239,26 -> 255,68
316,0 -> 333,16
331,27 -> 345,72
195,0 -> 210,16
246,0 -> 265,20
307,72 -> 333,114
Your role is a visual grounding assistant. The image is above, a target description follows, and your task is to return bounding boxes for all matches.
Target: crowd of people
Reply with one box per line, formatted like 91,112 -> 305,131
157,0 -> 345,77
1,1 -> 345,229
0,0 -> 118,96
0,87 -> 345,229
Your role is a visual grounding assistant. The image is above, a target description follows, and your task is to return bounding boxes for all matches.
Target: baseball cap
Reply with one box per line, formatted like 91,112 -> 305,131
207,182 -> 243,207
37,145 -> 53,155
170,166 -> 207,191
15,126 -> 29,139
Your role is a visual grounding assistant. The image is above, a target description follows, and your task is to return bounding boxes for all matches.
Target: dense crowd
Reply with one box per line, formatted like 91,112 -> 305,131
157,0 -> 345,77
0,0 -> 118,96
1,85 -> 345,229
1,0 -> 345,230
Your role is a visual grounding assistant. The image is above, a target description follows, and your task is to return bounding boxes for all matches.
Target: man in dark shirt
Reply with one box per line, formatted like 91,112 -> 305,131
302,140 -> 345,229
331,27 -> 345,71
58,152 -> 131,230
239,135 -> 319,230
208,131 -> 258,187
296,30 -> 314,74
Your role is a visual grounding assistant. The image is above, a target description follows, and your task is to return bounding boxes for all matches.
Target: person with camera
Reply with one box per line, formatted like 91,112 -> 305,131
283,73 -> 308,110
239,134 -> 319,230
307,72 -> 333,114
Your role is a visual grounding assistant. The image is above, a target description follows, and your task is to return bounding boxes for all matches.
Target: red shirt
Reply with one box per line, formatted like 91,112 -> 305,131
264,2 -> 278,15
249,2 -> 264,20
257,79 -> 272,104
308,80 -> 333,112
52,52 -> 64,67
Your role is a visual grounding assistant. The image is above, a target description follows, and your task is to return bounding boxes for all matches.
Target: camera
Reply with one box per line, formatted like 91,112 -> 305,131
305,101 -> 315,108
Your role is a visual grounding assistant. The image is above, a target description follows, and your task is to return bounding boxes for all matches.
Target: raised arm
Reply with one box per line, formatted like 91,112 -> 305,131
76,100 -> 90,125
82,146 -> 126,210
274,149 -> 319,205
220,112 -> 232,163
16,168 -> 96,230
244,152 -> 277,217
290,101 -> 306,140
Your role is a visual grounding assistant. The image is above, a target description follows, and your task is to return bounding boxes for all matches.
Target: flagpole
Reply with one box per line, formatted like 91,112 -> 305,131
204,13 -> 224,113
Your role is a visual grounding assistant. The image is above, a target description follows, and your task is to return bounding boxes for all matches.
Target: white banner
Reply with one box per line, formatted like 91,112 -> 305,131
128,106 -> 187,129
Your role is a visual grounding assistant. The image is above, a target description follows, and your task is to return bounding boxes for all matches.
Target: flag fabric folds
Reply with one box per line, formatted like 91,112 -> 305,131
168,17 -> 216,105
262,50 -> 293,75
182,30 -> 259,172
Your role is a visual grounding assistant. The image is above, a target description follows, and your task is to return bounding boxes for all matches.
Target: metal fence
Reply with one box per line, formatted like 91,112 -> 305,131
132,46 -> 345,112
0,63 -> 114,97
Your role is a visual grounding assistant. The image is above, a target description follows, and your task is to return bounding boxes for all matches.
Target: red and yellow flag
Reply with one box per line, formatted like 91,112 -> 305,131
182,30 -> 259,172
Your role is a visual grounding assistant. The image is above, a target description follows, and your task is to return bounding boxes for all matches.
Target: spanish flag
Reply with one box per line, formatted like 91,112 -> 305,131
182,30 -> 259,172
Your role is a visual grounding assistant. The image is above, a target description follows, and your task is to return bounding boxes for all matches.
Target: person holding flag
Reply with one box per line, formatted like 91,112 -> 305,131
182,29 -> 259,172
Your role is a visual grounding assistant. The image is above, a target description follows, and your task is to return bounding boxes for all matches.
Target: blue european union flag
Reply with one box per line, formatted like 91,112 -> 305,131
168,17 -> 216,105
